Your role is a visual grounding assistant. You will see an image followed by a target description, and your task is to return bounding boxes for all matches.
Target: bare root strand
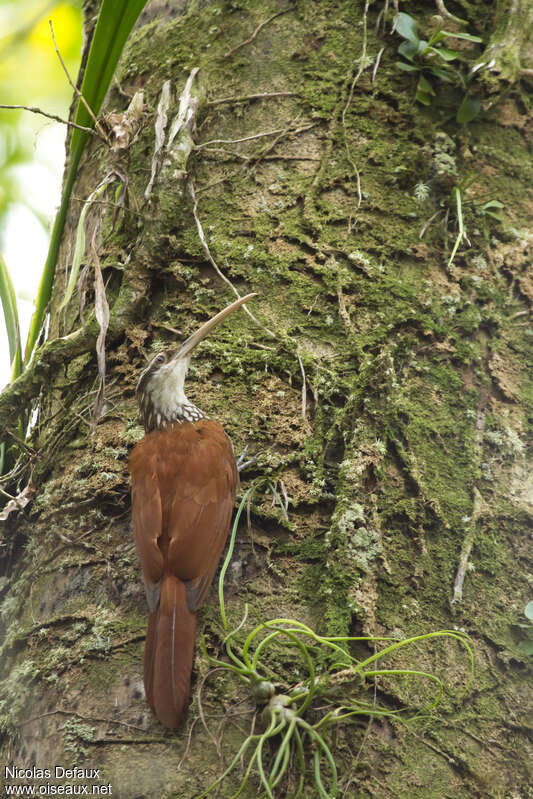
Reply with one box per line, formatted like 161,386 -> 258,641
208,92 -> 298,106
196,122 -> 314,151
372,47 -> 385,83
188,180 -> 275,338
341,0 -> 370,210
20,708 -> 148,734
249,120 -> 316,167
201,146 -> 251,162
224,10 -> 289,58
451,488 -> 484,605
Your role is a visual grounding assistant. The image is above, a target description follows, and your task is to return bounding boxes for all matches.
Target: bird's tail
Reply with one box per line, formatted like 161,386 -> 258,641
144,573 -> 196,728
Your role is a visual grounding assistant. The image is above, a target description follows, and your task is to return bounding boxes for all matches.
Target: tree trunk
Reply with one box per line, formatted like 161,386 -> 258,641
1,1 -> 532,797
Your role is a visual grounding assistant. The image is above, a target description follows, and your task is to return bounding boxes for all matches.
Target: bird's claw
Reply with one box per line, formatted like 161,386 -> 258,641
236,445 -> 259,473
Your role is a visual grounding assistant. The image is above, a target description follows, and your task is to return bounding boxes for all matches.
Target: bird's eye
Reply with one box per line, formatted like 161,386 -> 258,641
154,353 -> 166,365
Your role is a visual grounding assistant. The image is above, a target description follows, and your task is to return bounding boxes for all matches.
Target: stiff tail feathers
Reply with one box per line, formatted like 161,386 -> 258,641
144,573 -> 196,728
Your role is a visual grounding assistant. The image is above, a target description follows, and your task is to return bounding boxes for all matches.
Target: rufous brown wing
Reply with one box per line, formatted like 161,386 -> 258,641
129,419 -> 238,728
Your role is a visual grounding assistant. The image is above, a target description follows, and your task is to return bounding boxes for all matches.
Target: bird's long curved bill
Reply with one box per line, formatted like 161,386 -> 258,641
175,292 -> 257,359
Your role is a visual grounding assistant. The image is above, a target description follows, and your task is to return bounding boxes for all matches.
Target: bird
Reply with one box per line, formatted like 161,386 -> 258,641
129,293 -> 256,728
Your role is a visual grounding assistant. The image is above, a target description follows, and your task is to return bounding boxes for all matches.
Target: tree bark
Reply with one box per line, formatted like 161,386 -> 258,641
1,1 -> 532,797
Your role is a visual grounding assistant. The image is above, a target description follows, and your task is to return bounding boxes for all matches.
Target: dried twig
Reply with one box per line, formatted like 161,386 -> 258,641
375,0 -> 389,34
224,10 -> 289,58
188,180 -> 275,337
372,47 -> 385,83
249,116 -> 306,165
196,123 -> 314,150
176,717 -> 201,770
451,488 -> 484,604
201,146 -> 251,162
20,708 -> 148,733
261,154 -> 320,161
419,210 -> 443,239
341,0 -> 370,209
208,91 -> 297,105
196,122 -> 316,195
0,104 -> 96,135
196,668 -> 225,757
49,19 -> 109,143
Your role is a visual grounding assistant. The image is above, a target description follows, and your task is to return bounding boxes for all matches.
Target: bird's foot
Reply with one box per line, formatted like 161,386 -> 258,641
236,444 -> 259,473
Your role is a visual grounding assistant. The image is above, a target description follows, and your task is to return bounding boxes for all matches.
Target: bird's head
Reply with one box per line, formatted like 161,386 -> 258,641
136,293 -> 256,432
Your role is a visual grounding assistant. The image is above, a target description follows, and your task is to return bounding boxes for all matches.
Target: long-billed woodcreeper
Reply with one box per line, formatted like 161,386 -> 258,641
129,294 -> 255,728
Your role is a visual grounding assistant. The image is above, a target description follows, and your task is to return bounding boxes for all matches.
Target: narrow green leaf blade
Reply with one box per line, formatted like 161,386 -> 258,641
59,179 -> 111,312
430,66 -> 456,83
0,254 -> 22,379
72,0 -> 148,134
442,30 -> 482,43
481,200 -> 504,210
396,61 -> 420,73
24,0 -> 149,364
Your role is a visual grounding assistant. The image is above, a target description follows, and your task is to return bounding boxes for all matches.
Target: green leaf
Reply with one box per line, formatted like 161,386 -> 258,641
396,61 -> 420,73
525,601 -> 533,621
430,66 -> 456,83
415,90 -> 432,106
435,47 -> 458,61
481,200 -> 504,210
429,30 -> 446,45
417,75 -> 435,95
398,40 -> 418,61
396,12 -> 419,45
72,0 -> 149,142
24,0 -> 150,365
457,94 -> 481,123
0,254 -> 22,381
442,30 -> 482,43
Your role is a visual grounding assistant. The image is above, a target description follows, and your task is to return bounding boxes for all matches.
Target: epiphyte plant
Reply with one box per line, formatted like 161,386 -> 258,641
196,485 -> 475,799
394,11 -> 482,121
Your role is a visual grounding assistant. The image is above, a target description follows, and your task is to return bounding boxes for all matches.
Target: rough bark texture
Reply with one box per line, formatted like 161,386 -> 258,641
1,1 -> 532,797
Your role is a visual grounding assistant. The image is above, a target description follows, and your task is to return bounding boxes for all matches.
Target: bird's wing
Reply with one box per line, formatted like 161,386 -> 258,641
129,446 -> 164,612
183,484 -> 236,612
158,421 -> 238,612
